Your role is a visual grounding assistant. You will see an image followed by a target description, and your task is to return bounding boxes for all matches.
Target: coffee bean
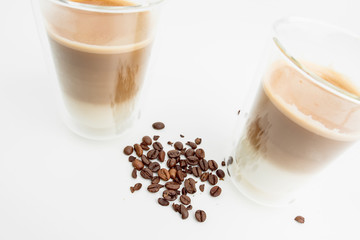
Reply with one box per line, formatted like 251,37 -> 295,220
140,168 -> 153,179
174,141 -> 183,150
132,159 -> 144,170
131,168 -> 137,179
128,156 -> 136,162
169,168 -> 177,179
158,198 -> 169,206
134,144 -> 143,157
158,150 -> 165,162
195,138 -> 202,145
140,143 -> 150,151
195,210 -> 206,222
147,184 -> 164,193
199,159 -> 209,171
179,160 -> 187,168
130,183 -> 142,193
185,149 -> 195,158
152,122 -> 165,130
186,141 -> 197,149
180,195 -> 191,205
179,204 -> 189,219
142,136 -> 152,145
208,174 -> 218,185
192,167 -> 202,177
141,155 -> 151,166
153,135 -> 160,141
200,172 -> 209,182
167,141 -> 173,146
176,170 -> 186,181
180,134 -> 184,138
186,205 -> 193,210
199,184 -> 205,192
208,160 -> 218,171
148,162 -> 160,172
153,142 -> 163,151
123,146 -> 133,155
167,158 -> 177,168
184,178 -> 197,194
163,190 -> 177,201
195,148 -> 205,159
158,168 -> 170,181
168,150 -> 180,158
130,186 -> 135,193
221,160 -> 226,166
172,203 -> 180,212
295,216 -> 305,224
165,182 -> 181,190
210,186 -> 222,197
151,176 -> 160,184
147,149 -> 159,159
216,169 -> 225,179
186,156 -> 199,166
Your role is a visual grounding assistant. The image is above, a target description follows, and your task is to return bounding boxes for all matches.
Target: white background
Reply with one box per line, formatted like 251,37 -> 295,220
1,0 -> 360,239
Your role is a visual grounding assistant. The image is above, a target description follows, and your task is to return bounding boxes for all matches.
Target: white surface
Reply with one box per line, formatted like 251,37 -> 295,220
1,0 -> 360,239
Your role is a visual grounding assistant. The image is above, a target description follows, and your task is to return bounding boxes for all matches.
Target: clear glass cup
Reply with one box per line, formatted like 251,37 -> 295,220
32,0 -> 164,140
228,17 -> 360,206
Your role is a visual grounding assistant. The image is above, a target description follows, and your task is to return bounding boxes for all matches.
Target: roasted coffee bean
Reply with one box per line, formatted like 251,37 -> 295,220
130,183 -> 142,193
163,190 -> 177,201
192,167 -> 202,177
179,160 -> 187,168
208,174 -> 218,185
140,168 -> 153,179
172,203 -> 180,212
169,168 -> 177,179
210,186 -> 222,197
142,136 -> 152,145
168,150 -> 180,158
131,168 -> 137,179
216,169 -> 225,179
195,210 -> 206,222
208,160 -> 218,171
199,184 -> 205,192
186,205 -> 192,210
167,158 -> 177,168
186,141 -> 197,149
186,156 -> 199,166
185,149 -> 195,157
180,134 -> 184,138
147,184 -> 164,193
141,155 -> 151,166
227,156 -> 234,165
167,141 -> 173,146
181,187 -> 187,195
130,186 -> 135,193
180,195 -> 191,205
151,176 -> 160,184
147,149 -> 159,159
132,159 -> 144,170
174,141 -> 183,150
158,198 -> 169,206
195,148 -> 205,159
165,182 -> 181,190
152,122 -> 165,130
179,204 -> 189,219
158,150 -> 165,162
153,142 -> 163,151
128,156 -> 136,162
153,135 -> 160,141
221,160 -> 226,166
140,143 -> 150,151
186,166 -> 193,174
123,146 -> 133,155
176,170 -> 186,181
295,216 -> 305,224
148,162 -> 160,172
134,144 -> 143,157
158,168 -> 170,181
184,178 -> 197,194
195,138 -> 202,145
199,159 -> 209,171
200,172 -> 209,182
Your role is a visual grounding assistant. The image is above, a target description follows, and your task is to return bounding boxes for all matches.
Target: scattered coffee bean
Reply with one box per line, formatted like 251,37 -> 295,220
221,160 -> 226,166
195,138 -> 202,145
158,168 -> 170,181
149,162 -> 160,172
167,158 -> 177,168
186,205 -> 192,210
153,142 -> 163,151
131,168 -> 137,179
199,184 -> 205,192
195,210 -> 206,222
140,143 -> 150,151
180,134 -> 184,138
174,141 -> 183,150
167,141 -> 173,145
192,167 -> 202,177
140,168 -> 153,179
195,148 -> 205,159
176,170 -> 186,181
130,186 -> 135,193
199,159 -> 209,171
130,183 -> 142,193
141,155 -> 151,166
200,172 -> 209,182
147,149 -> 159,159
152,122 -> 165,130
208,160 -> 218,171
186,156 -> 199,166
168,150 -> 180,158
185,149 -> 195,157
142,136 -> 152,145
208,174 -> 218,185
147,184 -> 164,193
210,186 -> 222,197
134,144 -> 143,157
295,216 -> 305,224
184,178 -> 197,194
180,195 -> 191,205
179,204 -> 189,219
172,203 -> 180,212
151,176 -> 160,184
153,135 -> 160,141
165,182 -> 181,190
128,156 -> 136,162
169,168 -> 177,179
186,141 -> 197,149
132,159 -> 144,170
163,190 -> 177,201
158,198 -> 169,206
158,150 -> 165,162
123,146 -> 133,155
216,169 -> 225,179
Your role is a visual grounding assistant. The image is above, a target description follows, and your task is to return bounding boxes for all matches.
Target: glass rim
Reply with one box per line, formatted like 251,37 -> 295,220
273,16 -> 360,105
49,0 -> 164,13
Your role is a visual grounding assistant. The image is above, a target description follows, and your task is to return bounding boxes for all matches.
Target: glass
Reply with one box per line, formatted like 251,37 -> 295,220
32,0 -> 164,140
228,17 -> 360,206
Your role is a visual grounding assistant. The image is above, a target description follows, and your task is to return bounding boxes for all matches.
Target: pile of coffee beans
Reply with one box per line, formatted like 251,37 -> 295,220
124,122 -> 226,222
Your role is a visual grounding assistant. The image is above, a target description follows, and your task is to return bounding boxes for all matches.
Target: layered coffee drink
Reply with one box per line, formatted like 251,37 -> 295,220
231,57 -> 360,204
40,0 -> 159,137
